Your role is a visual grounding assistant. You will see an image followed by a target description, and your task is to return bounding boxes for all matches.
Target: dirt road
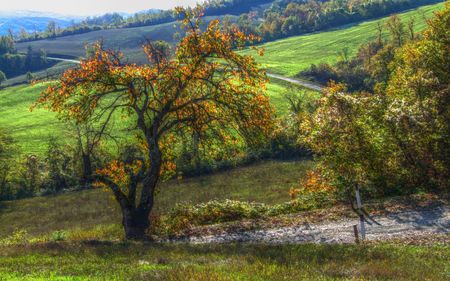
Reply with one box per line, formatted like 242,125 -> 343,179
178,206 -> 449,244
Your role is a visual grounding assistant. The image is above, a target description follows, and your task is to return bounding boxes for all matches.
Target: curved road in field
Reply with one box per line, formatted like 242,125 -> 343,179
47,57 -> 324,92
266,73 -> 324,91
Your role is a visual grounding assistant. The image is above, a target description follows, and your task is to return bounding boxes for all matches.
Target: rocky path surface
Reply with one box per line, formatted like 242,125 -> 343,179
176,206 -> 449,244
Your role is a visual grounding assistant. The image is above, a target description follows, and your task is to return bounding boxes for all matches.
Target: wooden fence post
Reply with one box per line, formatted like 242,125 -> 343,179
355,187 -> 366,241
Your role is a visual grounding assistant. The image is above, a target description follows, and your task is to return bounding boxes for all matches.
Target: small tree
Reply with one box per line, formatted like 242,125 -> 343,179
26,72 -> 34,84
44,138 -> 74,194
35,7 -> 273,239
0,71 -> 6,86
0,130 -> 16,200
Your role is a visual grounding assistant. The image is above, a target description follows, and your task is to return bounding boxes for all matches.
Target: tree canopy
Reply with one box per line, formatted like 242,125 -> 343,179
35,7 -> 273,239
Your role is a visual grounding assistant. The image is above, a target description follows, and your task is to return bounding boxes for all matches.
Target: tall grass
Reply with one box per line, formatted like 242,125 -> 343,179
0,242 -> 448,280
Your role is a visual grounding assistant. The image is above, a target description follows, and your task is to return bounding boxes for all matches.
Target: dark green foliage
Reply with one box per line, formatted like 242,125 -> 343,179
42,138 -> 76,194
256,0 -> 442,42
0,38 -> 53,78
0,71 -> 6,86
301,4 -> 450,196
0,130 -> 16,200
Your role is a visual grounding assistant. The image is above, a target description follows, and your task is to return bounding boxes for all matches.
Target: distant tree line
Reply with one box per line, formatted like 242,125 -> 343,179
14,0 -> 272,42
0,35 -> 51,81
235,0 -> 443,42
13,0 -> 443,44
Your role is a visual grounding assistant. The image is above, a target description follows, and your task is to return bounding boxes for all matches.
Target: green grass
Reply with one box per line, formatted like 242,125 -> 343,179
0,242 -> 448,280
0,78 -> 298,155
240,2 -> 445,77
0,160 -> 313,239
0,84 -> 66,155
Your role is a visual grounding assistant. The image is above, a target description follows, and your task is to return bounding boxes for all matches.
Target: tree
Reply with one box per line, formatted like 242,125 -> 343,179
0,71 -> 6,86
301,3 -> 450,195
26,72 -> 33,84
47,21 -> 57,37
19,28 -> 28,40
0,130 -> 16,200
384,2 -> 450,189
35,7 -> 273,239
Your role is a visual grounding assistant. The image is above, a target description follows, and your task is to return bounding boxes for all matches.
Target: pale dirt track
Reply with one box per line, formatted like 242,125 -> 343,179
176,207 -> 449,244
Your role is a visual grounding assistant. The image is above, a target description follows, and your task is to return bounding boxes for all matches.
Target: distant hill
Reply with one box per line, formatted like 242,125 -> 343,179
240,2 -> 445,77
0,11 -> 81,35
16,16 -> 236,63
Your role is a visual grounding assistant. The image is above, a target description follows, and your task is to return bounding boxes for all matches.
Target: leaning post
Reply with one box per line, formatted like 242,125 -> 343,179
355,186 -> 366,241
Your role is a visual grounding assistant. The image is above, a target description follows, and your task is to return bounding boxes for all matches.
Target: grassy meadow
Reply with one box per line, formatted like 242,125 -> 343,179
240,2 -> 445,77
1,242 -> 448,281
0,160 -> 313,239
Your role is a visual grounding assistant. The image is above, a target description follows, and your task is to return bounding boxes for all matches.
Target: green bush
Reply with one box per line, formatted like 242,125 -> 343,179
51,230 -> 67,242
153,195 -> 335,236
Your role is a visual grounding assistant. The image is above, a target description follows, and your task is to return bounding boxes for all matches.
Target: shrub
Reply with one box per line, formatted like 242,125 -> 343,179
0,229 -> 30,246
152,196 -> 335,236
51,230 -> 67,242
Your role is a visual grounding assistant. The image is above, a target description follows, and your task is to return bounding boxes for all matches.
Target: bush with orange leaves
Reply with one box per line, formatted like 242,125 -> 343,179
289,169 -> 336,201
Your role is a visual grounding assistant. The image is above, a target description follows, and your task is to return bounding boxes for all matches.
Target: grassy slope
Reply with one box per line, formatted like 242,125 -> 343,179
0,243 -> 448,281
240,2 -> 445,77
0,79 -> 297,155
0,84 -> 66,155
0,160 -> 313,238
6,4 -> 444,155
15,16 -> 235,64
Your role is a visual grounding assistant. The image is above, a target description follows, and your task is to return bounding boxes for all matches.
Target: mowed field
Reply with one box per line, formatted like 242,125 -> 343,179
15,16 -> 236,63
240,2 -> 445,77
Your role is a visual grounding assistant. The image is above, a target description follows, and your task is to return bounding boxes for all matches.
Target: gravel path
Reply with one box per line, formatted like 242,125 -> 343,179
177,207 -> 449,244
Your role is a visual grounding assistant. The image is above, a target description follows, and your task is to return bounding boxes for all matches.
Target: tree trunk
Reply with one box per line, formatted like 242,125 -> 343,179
122,206 -> 151,240
81,153 -> 93,187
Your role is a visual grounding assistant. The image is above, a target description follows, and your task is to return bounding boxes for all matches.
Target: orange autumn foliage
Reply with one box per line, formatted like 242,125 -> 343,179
289,170 -> 335,200
32,6 -> 274,239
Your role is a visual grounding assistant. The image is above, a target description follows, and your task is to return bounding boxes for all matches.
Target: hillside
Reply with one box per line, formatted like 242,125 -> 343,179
15,16 -> 236,63
240,2 -> 445,77
4,3 -> 444,156
15,2 -> 443,68
0,78 -> 305,155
